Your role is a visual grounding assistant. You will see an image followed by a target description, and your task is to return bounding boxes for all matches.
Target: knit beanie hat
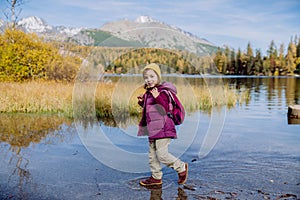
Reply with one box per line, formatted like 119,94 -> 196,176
143,63 -> 161,81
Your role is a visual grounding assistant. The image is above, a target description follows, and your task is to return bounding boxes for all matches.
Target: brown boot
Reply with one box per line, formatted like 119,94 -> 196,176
140,176 -> 162,187
178,163 -> 188,184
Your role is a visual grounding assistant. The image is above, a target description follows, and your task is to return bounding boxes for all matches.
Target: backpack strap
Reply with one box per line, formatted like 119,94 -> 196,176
161,89 -> 175,118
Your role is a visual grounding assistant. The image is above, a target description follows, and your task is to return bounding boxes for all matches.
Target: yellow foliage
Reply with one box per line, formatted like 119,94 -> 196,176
0,28 -> 83,82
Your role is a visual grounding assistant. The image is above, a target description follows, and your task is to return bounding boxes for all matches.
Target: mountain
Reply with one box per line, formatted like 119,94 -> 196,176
18,16 -> 84,38
0,16 -> 218,54
99,15 -> 216,54
17,16 -> 53,33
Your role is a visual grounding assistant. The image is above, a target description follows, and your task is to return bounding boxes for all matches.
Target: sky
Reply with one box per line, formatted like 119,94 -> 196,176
1,0 -> 300,54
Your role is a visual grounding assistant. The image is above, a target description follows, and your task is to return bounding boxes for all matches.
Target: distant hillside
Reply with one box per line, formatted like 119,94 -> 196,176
72,29 -> 143,47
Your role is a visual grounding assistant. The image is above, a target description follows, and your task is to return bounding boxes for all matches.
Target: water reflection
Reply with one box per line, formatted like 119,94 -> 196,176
98,115 -> 141,128
149,186 -> 163,200
0,114 -> 72,148
0,114 -> 73,196
216,77 -> 300,109
288,117 -> 300,125
148,186 -> 187,200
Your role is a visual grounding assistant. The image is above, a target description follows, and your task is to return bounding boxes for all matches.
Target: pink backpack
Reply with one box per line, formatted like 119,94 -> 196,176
162,90 -> 185,125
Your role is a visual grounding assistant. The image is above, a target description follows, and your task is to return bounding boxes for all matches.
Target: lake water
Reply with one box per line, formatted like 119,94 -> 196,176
0,77 -> 299,200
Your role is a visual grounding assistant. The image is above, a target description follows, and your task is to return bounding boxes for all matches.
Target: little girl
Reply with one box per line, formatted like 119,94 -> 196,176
137,63 -> 188,187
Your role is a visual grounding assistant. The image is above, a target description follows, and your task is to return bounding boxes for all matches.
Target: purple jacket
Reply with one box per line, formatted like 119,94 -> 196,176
138,82 -> 177,141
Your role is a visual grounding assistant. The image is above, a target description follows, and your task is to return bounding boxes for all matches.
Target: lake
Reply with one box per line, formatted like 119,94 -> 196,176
0,77 -> 299,200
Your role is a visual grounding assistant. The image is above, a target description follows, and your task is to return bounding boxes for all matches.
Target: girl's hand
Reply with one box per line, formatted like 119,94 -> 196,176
137,94 -> 144,102
150,87 -> 159,98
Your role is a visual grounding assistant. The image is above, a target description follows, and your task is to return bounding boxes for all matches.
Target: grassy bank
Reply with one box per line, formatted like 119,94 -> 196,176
0,81 -> 250,119
0,82 -> 73,116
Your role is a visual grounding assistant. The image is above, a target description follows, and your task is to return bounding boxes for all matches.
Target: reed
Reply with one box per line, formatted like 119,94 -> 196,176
0,81 -> 250,118
0,82 -> 73,116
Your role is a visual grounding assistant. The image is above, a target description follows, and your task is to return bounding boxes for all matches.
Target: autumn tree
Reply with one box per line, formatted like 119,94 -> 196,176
0,29 -> 52,81
213,48 -> 224,73
277,44 -> 286,75
0,29 -> 82,81
286,41 -> 297,75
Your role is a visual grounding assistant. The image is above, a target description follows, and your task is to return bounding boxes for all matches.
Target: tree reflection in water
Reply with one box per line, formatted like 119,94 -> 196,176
0,114 -> 73,194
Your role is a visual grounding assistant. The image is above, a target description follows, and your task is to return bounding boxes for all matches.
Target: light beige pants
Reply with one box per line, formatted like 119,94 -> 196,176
148,138 -> 186,179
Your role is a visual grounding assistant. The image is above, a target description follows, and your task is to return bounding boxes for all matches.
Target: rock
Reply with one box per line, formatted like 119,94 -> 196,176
288,105 -> 300,118
183,184 -> 196,191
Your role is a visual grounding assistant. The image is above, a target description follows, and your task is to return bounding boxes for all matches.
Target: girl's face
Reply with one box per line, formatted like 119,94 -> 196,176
143,69 -> 159,88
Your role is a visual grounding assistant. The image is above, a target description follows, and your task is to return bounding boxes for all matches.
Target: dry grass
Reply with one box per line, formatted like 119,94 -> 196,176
0,81 -> 73,116
178,84 -> 250,112
0,81 -> 250,119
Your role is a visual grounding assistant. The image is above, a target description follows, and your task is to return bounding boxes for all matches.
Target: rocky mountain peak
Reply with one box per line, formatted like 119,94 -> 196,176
17,16 -> 52,33
135,15 -> 158,23
13,16 -> 83,37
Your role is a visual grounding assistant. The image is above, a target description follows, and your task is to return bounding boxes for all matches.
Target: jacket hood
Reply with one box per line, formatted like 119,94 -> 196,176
158,81 -> 177,94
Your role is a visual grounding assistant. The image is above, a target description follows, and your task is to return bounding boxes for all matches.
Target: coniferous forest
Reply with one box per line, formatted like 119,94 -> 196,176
213,38 -> 300,76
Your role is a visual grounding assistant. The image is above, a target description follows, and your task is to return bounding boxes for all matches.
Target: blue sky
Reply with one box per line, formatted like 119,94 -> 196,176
1,0 -> 300,54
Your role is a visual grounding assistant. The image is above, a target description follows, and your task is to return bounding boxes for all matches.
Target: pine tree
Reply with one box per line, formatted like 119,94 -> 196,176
246,42 -> 254,75
232,49 -> 238,74
267,40 -> 277,75
254,49 -> 263,75
236,48 -> 242,74
224,47 -> 231,74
